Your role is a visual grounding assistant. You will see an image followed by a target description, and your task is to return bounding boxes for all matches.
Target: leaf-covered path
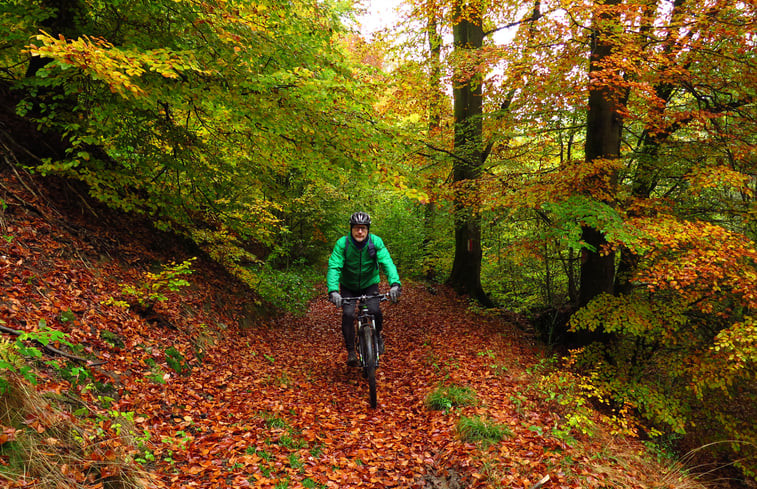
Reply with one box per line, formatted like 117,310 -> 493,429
133,285 -> 566,488
115,280 -> 664,489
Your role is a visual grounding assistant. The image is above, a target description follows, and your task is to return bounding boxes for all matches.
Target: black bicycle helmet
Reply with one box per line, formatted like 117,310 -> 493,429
349,211 -> 371,228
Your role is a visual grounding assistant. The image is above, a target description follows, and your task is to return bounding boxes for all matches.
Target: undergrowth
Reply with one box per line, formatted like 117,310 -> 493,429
0,374 -> 153,489
253,262 -> 322,315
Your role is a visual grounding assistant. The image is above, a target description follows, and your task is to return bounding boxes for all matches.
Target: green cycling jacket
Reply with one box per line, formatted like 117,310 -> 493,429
326,234 -> 401,293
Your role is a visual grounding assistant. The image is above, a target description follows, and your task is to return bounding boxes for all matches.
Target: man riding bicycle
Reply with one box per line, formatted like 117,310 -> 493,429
327,212 -> 401,366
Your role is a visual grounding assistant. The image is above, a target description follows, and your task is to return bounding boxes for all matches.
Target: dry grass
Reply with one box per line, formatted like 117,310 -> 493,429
580,431 -> 753,489
0,374 -> 155,489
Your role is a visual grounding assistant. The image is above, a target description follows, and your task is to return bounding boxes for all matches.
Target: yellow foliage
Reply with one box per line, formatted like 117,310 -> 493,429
28,32 -> 205,98
686,165 -> 754,198
633,216 -> 757,311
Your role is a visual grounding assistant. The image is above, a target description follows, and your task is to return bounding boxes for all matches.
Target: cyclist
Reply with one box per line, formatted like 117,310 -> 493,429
327,211 -> 401,366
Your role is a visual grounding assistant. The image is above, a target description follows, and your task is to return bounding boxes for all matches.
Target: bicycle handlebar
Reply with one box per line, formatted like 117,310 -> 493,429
341,293 -> 389,304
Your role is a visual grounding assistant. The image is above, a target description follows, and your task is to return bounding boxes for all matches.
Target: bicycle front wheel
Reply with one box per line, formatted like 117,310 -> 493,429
359,325 -> 377,408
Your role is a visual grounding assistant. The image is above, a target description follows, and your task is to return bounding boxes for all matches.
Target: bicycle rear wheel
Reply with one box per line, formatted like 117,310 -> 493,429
359,324 -> 377,408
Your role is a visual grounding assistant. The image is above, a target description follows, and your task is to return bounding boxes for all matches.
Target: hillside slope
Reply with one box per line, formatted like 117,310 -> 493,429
0,165 -> 710,488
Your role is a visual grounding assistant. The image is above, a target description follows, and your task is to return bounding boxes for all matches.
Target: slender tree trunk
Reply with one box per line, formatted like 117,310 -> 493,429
426,2 -> 443,135
446,1 -> 491,306
423,1 -> 443,282
566,248 -> 578,303
615,0 -> 685,294
544,240 -> 553,305
578,0 -> 626,307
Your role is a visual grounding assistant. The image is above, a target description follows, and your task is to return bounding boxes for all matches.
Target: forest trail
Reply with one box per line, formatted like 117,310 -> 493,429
124,280 -> 667,489
133,284 -> 557,488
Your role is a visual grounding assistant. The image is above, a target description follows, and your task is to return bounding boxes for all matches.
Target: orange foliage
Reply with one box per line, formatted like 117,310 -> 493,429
633,216 -> 757,313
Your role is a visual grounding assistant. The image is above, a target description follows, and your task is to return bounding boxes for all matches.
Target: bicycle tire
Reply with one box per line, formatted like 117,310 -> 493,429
359,324 -> 377,408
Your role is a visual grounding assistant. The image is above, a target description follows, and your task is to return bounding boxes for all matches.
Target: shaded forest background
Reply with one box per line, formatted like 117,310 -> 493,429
0,0 -> 755,485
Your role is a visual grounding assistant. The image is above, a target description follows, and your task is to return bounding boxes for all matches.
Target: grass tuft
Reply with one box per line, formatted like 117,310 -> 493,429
426,384 -> 476,411
457,415 -> 511,445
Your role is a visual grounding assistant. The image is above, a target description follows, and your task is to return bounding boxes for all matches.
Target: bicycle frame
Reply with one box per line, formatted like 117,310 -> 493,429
342,293 -> 387,368
341,293 -> 388,408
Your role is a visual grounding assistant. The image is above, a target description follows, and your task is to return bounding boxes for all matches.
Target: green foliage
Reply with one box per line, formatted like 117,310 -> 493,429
0,1 -> 48,77
262,413 -> 290,431
457,416 -> 511,446
266,177 -> 347,268
569,297 -> 693,434
426,384 -> 476,412
259,412 -> 308,453
143,357 -> 167,384
315,179 -> 435,282
0,321 -> 73,392
120,258 -> 194,310
531,354 -> 642,441
711,317 -> 757,380
368,198 -> 428,278
0,337 -> 25,392
252,261 -> 321,316
480,209 -> 573,312
100,330 -> 125,349
164,347 -> 190,375
288,453 -> 304,472
59,309 -> 76,323
541,195 -> 644,254
569,293 -> 690,339
301,478 -> 326,489
254,186 -> 433,312
569,278 -> 757,476
59,363 -> 92,390
0,0 -> 431,325
2,0 -> 408,298
413,201 -> 455,283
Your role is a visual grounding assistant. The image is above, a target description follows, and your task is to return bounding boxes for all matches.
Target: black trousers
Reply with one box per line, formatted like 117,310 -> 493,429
340,284 -> 382,351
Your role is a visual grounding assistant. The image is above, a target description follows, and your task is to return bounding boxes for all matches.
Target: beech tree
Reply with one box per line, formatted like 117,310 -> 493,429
447,0 -> 489,303
577,0 -> 625,307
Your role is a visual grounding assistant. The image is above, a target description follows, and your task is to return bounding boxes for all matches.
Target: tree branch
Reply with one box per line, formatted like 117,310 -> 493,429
484,0 -> 542,37
0,324 -> 105,366
422,140 -> 469,164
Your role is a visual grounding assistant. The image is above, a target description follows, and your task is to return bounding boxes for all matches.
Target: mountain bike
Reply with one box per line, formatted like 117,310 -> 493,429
341,293 -> 389,409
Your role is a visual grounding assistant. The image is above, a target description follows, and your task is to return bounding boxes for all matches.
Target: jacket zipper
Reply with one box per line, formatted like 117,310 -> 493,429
357,243 -> 363,289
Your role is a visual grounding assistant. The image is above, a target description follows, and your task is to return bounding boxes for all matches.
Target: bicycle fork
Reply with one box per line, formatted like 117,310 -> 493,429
357,316 -> 379,368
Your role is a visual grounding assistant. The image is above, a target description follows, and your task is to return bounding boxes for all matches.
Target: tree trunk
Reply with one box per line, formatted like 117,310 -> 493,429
578,0 -> 626,307
426,2 -> 443,135
422,2 -> 443,282
446,1 -> 491,306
